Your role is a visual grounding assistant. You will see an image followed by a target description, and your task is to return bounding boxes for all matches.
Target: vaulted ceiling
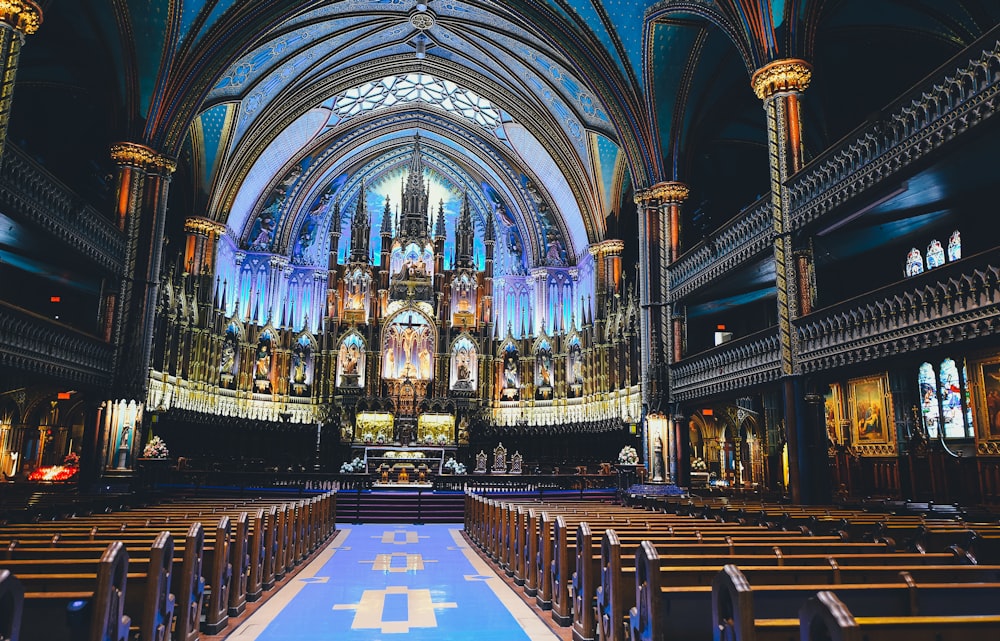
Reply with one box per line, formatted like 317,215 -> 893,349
11,1 -> 1000,269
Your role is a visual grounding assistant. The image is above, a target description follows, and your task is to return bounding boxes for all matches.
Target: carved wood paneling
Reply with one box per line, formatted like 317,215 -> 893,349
0,301 -> 112,387
670,329 -> 782,402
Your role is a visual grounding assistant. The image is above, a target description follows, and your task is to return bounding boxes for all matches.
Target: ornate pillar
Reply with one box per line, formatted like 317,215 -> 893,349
183,217 -> 226,278
588,239 -> 624,314
0,1 -> 41,163
753,59 -> 812,503
794,247 -> 816,316
109,142 -> 177,400
633,190 -> 662,410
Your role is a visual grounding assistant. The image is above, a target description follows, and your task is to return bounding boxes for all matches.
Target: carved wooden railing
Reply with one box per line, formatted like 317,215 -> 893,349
787,26 -> 1000,230
670,329 -> 782,402
0,300 -> 112,387
0,144 -> 124,274
795,248 -> 1000,373
667,196 -> 773,301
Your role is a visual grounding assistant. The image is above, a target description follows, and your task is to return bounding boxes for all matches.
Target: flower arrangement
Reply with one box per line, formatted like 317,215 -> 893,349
63,451 -> 80,466
618,445 -> 639,465
443,457 -> 466,475
437,433 -> 448,445
142,435 -> 170,459
691,456 -> 707,471
375,433 -> 386,445
362,431 -> 374,444
340,457 -> 366,473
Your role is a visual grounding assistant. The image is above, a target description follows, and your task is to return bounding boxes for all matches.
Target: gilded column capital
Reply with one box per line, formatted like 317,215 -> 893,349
110,142 -> 177,175
0,0 -> 42,36
588,239 -> 625,257
648,181 -> 689,204
184,216 -> 227,236
751,58 -> 812,100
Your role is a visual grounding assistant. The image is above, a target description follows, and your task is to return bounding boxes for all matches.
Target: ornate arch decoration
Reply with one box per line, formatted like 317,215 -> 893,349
335,330 -> 367,390
381,306 -> 436,382
211,58 -> 601,248
449,333 -> 479,393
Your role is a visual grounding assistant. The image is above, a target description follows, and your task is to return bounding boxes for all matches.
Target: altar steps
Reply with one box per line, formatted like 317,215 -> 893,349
336,489 -> 465,524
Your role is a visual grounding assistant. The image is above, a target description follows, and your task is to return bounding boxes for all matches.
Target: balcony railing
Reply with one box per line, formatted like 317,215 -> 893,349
787,25 -> 1000,230
795,247 -> 1000,373
0,301 -> 112,387
670,328 -> 782,402
668,196 -> 773,302
0,144 -> 124,274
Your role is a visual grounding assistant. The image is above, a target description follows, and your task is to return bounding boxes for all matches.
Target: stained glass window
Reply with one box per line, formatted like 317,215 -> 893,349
330,73 -> 508,139
905,248 -> 924,277
947,230 -> 961,261
917,358 -> 974,439
926,239 -> 945,269
918,362 -> 939,437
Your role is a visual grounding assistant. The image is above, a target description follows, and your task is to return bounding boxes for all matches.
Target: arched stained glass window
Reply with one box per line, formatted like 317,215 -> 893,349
918,362 -> 939,438
926,240 -> 945,269
905,248 -> 923,277
947,230 -> 961,261
917,358 -> 974,439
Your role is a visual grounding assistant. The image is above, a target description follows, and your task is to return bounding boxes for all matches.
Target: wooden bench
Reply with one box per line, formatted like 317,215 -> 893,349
712,564 -> 1000,641
799,589 -> 1000,641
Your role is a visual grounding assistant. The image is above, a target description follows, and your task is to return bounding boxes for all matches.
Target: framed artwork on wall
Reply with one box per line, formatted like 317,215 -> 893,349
848,374 -> 892,446
970,354 -> 1000,441
824,383 -> 843,445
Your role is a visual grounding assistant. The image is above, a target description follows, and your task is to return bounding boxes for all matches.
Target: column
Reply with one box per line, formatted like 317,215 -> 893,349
109,142 -> 177,402
652,182 -> 688,365
752,58 -> 812,503
183,217 -> 226,278
633,190 -> 662,410
0,1 -> 41,163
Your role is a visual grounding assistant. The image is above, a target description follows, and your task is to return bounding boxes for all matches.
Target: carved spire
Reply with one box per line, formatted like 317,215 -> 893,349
455,191 -> 475,267
349,180 -> 371,262
435,199 -> 446,240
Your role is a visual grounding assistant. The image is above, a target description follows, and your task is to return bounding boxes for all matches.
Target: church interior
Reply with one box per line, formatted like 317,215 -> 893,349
3,1 -> 1000,639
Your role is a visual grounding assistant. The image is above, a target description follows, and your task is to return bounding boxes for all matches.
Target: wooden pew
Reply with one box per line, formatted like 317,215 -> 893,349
799,589 -> 1000,641
712,564 -> 1000,641
17,541 -> 130,641
7,530 -> 190,641
0,569 -> 22,641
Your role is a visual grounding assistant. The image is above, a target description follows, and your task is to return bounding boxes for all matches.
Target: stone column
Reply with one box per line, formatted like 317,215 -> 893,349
752,59 -> 812,503
108,142 -> 177,414
633,190 -> 662,410
0,1 -> 41,163
183,217 -> 226,278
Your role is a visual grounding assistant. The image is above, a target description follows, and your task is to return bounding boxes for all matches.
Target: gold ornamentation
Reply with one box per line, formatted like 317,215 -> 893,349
0,0 -> 42,36
184,217 -> 226,236
751,58 -> 812,100
110,142 -> 177,174
648,181 -> 689,203
588,239 -> 624,257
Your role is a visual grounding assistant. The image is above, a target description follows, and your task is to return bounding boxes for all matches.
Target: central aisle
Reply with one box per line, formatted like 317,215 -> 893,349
227,524 -> 560,640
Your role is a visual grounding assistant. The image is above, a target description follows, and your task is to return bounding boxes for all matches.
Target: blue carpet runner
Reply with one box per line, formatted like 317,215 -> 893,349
229,524 -> 557,640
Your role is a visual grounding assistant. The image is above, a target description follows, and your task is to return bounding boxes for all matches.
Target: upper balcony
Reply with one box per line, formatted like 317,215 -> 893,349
787,26 -> 1000,232
668,196 -> 773,303
666,27 -> 1000,303
0,143 -> 124,275
795,247 -> 1000,374
670,328 -> 782,403
0,300 -> 113,388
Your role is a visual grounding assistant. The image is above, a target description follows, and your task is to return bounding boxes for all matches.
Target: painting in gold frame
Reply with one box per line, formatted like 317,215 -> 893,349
824,383 -> 843,445
970,354 -> 1000,440
848,375 -> 891,445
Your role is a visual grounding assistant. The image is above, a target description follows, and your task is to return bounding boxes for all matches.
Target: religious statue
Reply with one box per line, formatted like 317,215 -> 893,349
384,347 -> 395,378
220,340 -> 235,374
401,326 -> 419,366
292,350 -> 307,384
419,347 -> 431,379
255,342 -> 271,379
504,354 -> 518,388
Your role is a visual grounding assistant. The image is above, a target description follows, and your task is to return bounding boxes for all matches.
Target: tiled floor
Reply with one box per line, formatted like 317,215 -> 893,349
225,524 -> 559,640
